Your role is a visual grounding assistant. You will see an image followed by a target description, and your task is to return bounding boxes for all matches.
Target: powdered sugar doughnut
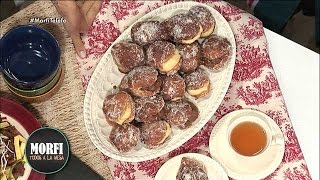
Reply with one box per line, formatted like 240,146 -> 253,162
146,41 -> 181,74
111,42 -> 145,73
164,14 -> 203,44
177,42 -> 201,74
140,121 -> 172,148
188,6 -> 215,37
103,91 -> 135,125
201,35 -> 232,70
131,21 -> 169,46
185,69 -> 211,99
119,66 -> 161,97
176,157 -> 208,180
109,124 -> 140,152
134,95 -> 165,123
161,74 -> 186,101
159,100 -> 199,129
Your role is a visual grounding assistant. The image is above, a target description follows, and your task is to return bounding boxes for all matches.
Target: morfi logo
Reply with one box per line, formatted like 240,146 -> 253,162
25,128 -> 69,174
30,143 -> 63,154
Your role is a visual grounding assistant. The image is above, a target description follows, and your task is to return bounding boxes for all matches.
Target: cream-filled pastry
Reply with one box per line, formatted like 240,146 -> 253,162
177,42 -> 201,74
161,74 -> 186,101
159,100 -> 199,129
185,69 -> 211,99
140,121 -> 172,148
201,35 -> 232,70
134,95 -> 165,123
131,21 -> 169,46
188,6 -> 215,37
109,124 -> 140,152
146,41 -> 181,74
103,91 -> 135,125
119,66 -> 161,97
111,41 -> 145,73
163,14 -> 203,44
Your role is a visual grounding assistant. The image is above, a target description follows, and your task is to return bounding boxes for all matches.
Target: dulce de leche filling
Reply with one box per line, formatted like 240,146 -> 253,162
187,81 -> 210,96
158,122 -> 172,144
201,25 -> 214,37
159,49 -> 181,72
116,102 -> 133,124
181,25 -> 203,44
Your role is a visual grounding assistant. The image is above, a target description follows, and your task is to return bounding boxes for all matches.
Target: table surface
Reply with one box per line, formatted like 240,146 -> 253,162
265,28 -> 319,180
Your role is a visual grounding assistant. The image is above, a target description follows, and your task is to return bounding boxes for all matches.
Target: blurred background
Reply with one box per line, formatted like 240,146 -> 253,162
1,0 -> 319,53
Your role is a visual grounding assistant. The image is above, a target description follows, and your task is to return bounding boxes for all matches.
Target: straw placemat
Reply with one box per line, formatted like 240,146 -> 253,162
0,1 -> 112,179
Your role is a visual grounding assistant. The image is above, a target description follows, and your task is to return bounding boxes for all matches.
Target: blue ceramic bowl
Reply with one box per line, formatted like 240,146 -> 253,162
0,25 -> 60,90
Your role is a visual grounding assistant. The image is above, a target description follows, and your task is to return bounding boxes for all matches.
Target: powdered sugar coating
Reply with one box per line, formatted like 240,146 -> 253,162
140,121 -> 171,148
135,95 -> 165,123
161,74 -> 186,101
188,6 -> 215,34
119,66 -> 161,97
164,14 -> 202,43
102,91 -> 135,124
131,21 -> 168,46
111,42 -> 145,73
201,35 -> 232,70
160,100 -> 199,129
185,69 -> 210,90
146,41 -> 176,69
177,42 -> 200,73
176,157 -> 208,180
109,124 -> 140,152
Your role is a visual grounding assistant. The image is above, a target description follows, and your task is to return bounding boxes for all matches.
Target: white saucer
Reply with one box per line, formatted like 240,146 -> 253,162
209,109 -> 285,180
155,153 -> 229,180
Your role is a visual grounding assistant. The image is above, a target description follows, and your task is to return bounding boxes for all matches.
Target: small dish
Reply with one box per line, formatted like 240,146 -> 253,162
4,64 -> 62,97
209,109 -> 285,180
155,153 -> 229,180
6,64 -> 64,103
0,25 -> 60,90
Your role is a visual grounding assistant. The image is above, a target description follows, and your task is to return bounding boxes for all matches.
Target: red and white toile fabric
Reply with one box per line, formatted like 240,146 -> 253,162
76,0 -> 312,179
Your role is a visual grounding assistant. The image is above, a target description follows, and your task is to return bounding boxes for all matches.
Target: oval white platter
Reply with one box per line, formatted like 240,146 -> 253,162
155,153 -> 229,180
83,1 -> 236,162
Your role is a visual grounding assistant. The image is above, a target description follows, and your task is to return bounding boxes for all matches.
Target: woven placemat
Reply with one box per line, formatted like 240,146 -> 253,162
0,1 -> 112,179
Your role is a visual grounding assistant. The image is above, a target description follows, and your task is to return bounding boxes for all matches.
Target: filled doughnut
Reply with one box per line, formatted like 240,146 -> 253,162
176,157 -> 208,180
188,6 -> 215,37
111,42 -> 145,73
146,41 -> 181,74
134,95 -> 165,123
161,74 -> 186,101
109,124 -> 140,152
177,42 -> 201,74
201,35 -> 232,70
163,14 -> 203,44
119,66 -> 161,97
131,21 -> 169,46
140,121 -> 171,148
159,100 -> 199,129
103,91 -> 135,125
185,69 -> 211,99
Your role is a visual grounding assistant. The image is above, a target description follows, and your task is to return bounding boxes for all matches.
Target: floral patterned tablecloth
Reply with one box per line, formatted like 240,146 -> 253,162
76,0 -> 311,179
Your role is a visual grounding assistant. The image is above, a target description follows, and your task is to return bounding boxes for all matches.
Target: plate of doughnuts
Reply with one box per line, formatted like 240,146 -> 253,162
83,1 -> 236,162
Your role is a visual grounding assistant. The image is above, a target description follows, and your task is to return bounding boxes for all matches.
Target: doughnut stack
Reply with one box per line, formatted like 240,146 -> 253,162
104,6 -> 232,152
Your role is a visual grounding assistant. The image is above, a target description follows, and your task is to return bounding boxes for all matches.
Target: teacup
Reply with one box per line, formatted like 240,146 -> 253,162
227,115 -> 282,157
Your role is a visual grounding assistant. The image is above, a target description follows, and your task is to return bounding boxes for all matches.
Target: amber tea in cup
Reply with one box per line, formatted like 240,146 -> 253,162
230,121 -> 267,156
